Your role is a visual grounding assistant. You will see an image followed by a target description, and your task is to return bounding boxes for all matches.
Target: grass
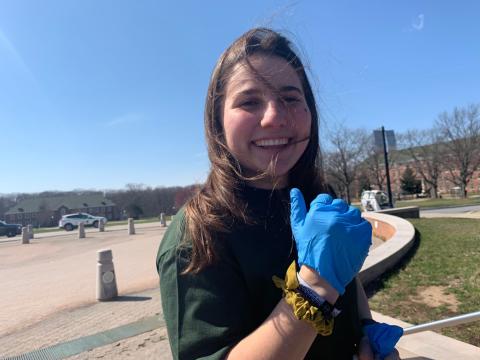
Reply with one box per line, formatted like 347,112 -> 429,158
395,196 -> 480,209
367,218 -> 480,346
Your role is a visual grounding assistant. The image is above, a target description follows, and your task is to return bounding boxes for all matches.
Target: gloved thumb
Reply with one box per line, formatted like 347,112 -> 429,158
290,188 -> 307,232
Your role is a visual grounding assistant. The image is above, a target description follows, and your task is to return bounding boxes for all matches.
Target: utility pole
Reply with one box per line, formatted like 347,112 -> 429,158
381,126 -> 394,208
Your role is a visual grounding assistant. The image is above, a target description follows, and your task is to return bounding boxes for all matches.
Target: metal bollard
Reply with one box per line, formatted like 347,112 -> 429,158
160,213 -> 166,227
78,222 -> 85,239
27,224 -> 34,239
21,227 -> 29,244
128,218 -> 135,235
99,218 -> 105,232
96,249 -> 118,300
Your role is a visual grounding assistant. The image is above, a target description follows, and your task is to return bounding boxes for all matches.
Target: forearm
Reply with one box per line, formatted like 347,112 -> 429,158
227,265 -> 339,360
356,277 -> 372,321
226,299 -> 316,360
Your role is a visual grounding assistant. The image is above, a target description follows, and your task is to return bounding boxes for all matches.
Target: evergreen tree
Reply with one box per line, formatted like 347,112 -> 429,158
401,166 -> 421,194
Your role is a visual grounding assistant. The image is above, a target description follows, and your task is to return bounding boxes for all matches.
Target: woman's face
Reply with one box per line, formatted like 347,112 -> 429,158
222,55 -> 312,189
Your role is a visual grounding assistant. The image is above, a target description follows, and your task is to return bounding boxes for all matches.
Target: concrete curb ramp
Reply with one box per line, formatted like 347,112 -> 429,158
360,211 -> 416,285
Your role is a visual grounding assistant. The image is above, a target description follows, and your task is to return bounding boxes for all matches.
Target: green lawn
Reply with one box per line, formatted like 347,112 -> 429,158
395,197 -> 480,209
368,218 -> 480,346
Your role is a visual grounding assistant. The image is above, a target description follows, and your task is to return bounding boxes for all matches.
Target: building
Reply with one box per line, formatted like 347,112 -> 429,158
4,194 -> 119,227
361,149 -> 480,199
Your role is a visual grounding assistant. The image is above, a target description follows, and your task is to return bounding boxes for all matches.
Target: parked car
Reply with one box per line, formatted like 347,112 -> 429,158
58,213 -> 107,231
0,220 -> 22,237
361,190 -> 394,212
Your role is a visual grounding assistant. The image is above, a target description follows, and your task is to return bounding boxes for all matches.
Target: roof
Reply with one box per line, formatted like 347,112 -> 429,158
5,194 -> 116,215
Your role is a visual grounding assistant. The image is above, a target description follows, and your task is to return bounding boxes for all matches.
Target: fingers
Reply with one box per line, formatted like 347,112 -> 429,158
310,194 -> 349,213
290,188 -> 307,232
357,336 -> 375,360
315,193 -> 333,205
383,348 -> 400,360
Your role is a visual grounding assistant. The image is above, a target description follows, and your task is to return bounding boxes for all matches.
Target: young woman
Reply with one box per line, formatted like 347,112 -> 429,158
157,28 -> 401,360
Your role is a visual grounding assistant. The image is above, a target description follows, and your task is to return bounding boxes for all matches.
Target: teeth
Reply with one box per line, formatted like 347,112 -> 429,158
254,138 -> 289,147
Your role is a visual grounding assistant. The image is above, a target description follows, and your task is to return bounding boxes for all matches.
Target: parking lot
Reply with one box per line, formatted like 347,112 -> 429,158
0,222 -> 166,338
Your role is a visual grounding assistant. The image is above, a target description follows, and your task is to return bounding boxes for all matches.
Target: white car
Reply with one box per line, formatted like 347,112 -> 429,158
59,213 -> 107,231
361,190 -> 393,212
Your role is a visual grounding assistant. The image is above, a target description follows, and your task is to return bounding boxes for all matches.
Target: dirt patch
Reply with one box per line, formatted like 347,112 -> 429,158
410,286 -> 459,312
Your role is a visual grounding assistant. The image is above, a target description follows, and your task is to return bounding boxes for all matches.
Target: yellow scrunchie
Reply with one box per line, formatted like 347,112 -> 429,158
273,261 -> 334,336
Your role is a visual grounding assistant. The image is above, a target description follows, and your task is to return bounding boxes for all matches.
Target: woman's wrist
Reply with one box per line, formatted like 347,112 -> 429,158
298,264 -> 339,304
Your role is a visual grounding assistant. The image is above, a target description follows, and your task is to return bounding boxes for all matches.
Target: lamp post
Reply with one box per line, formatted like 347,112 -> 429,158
374,127 -> 396,208
381,126 -> 394,208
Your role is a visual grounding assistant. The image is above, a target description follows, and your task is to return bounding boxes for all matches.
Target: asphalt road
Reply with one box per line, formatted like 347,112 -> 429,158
421,204 -> 480,215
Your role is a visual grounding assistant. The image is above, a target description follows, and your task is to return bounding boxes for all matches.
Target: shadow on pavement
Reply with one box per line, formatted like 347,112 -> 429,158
113,295 -> 152,302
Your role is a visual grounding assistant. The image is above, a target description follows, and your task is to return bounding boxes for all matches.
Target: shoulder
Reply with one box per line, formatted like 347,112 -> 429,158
156,207 -> 188,269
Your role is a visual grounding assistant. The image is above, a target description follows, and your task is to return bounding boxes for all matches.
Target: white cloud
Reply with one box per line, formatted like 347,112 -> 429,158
411,14 -> 425,31
105,113 -> 144,127
0,28 -> 31,75
0,27 -> 40,89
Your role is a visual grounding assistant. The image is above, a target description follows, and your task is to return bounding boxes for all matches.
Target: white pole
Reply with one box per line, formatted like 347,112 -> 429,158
403,310 -> 480,335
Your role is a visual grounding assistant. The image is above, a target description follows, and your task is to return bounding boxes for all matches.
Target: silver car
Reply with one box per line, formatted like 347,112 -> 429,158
58,213 -> 107,231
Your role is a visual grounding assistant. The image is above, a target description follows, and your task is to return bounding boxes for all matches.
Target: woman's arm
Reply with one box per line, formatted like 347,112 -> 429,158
356,277 -> 375,360
356,277 -> 372,320
226,265 -> 339,360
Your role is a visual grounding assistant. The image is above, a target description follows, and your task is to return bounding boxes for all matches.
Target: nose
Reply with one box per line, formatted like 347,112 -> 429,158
260,99 -> 287,128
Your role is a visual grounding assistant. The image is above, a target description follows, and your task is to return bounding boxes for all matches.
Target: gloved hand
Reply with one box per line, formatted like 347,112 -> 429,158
290,188 -> 372,295
363,322 -> 404,359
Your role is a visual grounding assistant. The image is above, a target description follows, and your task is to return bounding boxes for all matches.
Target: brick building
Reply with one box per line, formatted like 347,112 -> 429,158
4,194 -> 119,227
363,151 -> 480,198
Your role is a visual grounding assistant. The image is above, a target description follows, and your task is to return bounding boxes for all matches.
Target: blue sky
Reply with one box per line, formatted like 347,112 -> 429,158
1,1 -> 479,193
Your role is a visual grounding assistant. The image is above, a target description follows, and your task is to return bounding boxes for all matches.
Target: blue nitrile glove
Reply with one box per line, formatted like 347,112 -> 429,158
290,188 -> 372,295
363,322 -> 404,359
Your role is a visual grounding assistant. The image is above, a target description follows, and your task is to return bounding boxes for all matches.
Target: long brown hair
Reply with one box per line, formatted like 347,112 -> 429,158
183,28 -> 328,273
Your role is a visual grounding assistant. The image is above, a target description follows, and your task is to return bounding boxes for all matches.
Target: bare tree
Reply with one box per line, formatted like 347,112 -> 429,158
435,104 -> 480,198
363,142 -> 387,191
403,128 -> 443,198
324,125 -> 368,203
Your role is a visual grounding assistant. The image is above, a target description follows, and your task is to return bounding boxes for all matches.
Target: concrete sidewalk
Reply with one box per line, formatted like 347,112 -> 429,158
0,288 -> 172,359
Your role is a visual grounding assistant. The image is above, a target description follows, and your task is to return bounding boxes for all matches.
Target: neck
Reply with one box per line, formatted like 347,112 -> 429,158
246,175 -> 289,190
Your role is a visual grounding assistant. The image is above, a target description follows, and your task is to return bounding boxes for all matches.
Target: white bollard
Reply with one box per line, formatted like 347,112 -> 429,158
27,224 -> 34,239
160,213 -> 166,227
21,227 -> 29,244
99,218 -> 105,232
78,222 -> 86,239
96,249 -> 118,301
128,218 -> 135,235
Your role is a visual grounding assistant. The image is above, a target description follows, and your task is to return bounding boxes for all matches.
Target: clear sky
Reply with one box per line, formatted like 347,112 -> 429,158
1,1 -> 479,193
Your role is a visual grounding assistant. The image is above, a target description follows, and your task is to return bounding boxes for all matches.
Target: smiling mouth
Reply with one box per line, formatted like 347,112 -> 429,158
253,138 -> 290,148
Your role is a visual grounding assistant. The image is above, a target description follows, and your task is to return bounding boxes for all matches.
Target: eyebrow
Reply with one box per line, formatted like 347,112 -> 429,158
278,85 -> 304,95
233,85 -> 304,98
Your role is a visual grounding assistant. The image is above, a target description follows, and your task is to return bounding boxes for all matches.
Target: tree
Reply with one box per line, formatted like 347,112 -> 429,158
400,166 -> 421,195
37,200 -> 52,227
402,128 -> 443,198
363,143 -> 387,191
0,196 -> 15,220
435,103 -> 480,198
324,125 -> 368,203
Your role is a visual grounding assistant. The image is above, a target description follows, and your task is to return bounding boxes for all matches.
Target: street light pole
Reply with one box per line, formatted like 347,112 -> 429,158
381,126 -> 394,208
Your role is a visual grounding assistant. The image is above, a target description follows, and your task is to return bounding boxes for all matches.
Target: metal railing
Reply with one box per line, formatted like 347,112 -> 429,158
403,310 -> 480,335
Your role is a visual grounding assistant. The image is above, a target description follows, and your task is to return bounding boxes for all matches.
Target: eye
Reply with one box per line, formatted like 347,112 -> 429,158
282,96 -> 301,104
238,98 -> 262,109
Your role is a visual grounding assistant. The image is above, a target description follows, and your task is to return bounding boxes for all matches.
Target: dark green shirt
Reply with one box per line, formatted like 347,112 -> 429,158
157,187 -> 361,359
